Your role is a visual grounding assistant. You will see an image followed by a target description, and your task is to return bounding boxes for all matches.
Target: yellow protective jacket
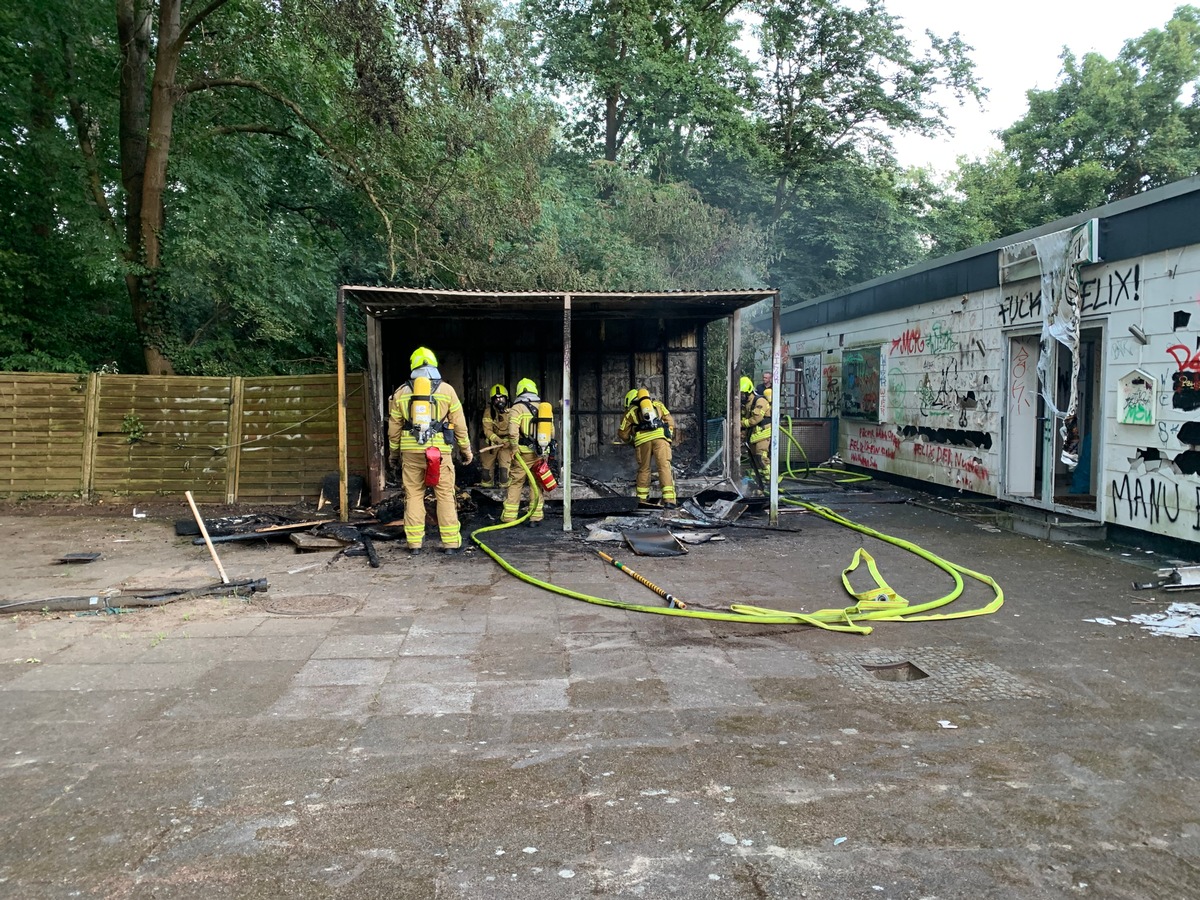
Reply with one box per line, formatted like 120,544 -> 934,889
508,396 -> 553,455
741,393 -> 771,444
388,378 -> 471,455
618,399 -> 675,448
482,408 -> 510,448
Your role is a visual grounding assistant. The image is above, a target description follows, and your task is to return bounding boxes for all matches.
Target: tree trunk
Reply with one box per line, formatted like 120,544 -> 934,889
116,0 -> 179,374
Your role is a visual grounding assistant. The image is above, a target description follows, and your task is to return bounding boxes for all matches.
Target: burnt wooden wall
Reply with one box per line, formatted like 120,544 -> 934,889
0,373 -> 369,503
378,317 -> 706,465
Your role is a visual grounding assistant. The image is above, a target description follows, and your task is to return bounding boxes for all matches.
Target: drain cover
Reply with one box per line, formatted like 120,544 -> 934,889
824,647 -> 1046,702
863,661 -> 929,682
257,594 -> 357,616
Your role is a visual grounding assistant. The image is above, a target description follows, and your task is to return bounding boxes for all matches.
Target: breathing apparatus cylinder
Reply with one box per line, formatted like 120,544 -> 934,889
635,389 -> 661,429
534,401 -> 554,456
424,446 -> 441,486
410,376 -> 433,444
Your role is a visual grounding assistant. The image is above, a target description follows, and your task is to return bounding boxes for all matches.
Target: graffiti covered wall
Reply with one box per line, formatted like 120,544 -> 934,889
1102,245 -> 1200,542
784,238 -> 1200,544
794,295 -> 1002,493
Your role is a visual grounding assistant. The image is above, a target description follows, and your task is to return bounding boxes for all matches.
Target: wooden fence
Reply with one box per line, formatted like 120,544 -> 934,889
0,372 -> 369,503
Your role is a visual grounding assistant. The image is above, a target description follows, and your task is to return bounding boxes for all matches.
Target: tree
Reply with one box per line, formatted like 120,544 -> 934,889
750,0 -> 982,227
940,6 -> 1200,244
522,0 -> 753,178
1,0 -> 562,374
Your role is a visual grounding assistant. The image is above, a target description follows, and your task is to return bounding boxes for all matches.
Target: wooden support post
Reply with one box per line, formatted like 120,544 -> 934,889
562,293 -> 572,532
225,375 -> 244,504
769,291 -> 782,525
365,312 -> 385,504
80,373 -> 100,499
336,287 -> 349,522
727,309 -> 743,489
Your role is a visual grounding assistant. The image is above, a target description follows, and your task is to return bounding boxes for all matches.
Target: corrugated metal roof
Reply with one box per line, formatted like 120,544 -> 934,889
343,286 -> 777,320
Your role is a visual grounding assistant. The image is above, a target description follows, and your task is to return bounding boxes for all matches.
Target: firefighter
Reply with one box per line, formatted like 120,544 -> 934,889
387,347 -> 474,556
618,388 -> 677,508
479,384 -> 512,488
740,375 -> 772,475
503,378 -> 554,526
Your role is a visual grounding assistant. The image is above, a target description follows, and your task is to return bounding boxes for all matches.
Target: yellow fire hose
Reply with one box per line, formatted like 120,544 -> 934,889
469,430 -> 1004,635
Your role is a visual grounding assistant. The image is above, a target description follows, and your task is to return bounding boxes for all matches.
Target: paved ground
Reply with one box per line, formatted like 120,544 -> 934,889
1,486 -> 1199,899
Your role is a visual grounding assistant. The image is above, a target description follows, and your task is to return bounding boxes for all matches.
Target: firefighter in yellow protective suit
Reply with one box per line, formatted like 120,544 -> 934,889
479,384 -> 512,488
503,378 -> 554,526
387,347 -> 474,555
740,375 -> 772,475
618,388 -> 677,508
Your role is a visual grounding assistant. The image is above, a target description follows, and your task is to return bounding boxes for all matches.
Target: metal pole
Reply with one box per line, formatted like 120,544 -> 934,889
769,291 -> 782,525
336,287 -> 349,522
562,293 -> 573,532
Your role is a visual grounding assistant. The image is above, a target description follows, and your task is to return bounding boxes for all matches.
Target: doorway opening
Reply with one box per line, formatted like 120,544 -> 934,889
1003,326 -> 1102,515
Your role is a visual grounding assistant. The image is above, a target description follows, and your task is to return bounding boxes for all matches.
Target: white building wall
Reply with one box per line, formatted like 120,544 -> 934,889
1094,245 -> 1200,540
784,240 -> 1200,544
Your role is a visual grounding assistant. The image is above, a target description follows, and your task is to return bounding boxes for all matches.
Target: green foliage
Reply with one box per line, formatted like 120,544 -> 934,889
0,1 -> 140,372
120,414 -> 146,444
938,6 -> 1200,243
22,0 -> 1185,374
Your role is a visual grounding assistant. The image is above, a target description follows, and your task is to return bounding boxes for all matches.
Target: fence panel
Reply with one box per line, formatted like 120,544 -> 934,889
0,373 -> 89,496
92,375 -> 232,502
235,374 -> 368,503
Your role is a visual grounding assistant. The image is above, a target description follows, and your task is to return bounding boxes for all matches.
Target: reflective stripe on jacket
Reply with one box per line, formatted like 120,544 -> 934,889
388,381 -> 471,454
618,400 -> 675,447
741,394 -> 771,445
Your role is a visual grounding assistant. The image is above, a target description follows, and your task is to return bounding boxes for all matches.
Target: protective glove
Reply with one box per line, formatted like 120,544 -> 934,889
461,449 -> 474,466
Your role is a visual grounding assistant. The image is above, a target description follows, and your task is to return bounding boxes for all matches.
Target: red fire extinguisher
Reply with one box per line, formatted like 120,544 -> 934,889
424,446 -> 442,486
531,457 -> 557,492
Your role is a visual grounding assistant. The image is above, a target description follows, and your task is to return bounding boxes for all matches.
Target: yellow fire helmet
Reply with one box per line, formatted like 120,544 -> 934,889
624,389 -> 639,407
516,377 -> 538,396
489,383 -> 509,399
410,346 -> 438,370
739,376 -> 755,394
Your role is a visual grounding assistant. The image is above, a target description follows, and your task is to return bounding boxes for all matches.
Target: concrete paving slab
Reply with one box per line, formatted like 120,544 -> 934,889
472,678 -> 570,715
330,615 -> 413,636
375,681 -> 475,716
311,633 -> 406,659
400,630 -> 483,656
1,660 -> 219,692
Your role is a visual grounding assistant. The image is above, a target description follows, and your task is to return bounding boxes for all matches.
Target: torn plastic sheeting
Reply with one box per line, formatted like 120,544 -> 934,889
672,532 -> 725,545
584,526 -> 723,545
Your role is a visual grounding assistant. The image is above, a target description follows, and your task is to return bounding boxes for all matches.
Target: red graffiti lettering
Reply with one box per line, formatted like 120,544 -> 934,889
1167,344 -> 1200,372
848,452 -> 880,470
890,327 -> 925,356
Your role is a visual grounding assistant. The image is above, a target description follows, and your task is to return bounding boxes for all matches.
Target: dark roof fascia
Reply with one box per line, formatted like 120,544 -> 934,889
777,175 -> 1200,335
343,286 -> 778,322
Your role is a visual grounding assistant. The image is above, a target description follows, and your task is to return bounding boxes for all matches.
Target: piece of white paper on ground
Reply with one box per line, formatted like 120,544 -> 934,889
1126,602 -> 1200,637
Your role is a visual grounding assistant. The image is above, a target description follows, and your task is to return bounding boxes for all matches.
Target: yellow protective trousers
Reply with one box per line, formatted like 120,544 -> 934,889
634,438 -> 675,502
502,449 -> 544,522
401,451 -> 461,549
749,437 -> 770,474
480,441 -> 513,484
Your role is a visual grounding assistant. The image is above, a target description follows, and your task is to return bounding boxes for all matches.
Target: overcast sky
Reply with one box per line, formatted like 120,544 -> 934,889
884,0 -> 1190,172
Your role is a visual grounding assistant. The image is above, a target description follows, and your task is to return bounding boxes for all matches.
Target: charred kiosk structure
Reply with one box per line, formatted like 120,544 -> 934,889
333,288 -> 783,527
